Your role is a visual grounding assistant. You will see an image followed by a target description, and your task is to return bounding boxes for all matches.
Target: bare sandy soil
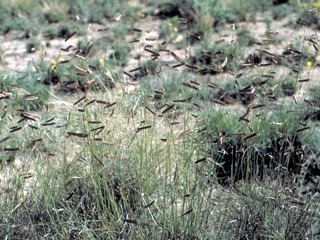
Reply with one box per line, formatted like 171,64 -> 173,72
0,11 -> 319,105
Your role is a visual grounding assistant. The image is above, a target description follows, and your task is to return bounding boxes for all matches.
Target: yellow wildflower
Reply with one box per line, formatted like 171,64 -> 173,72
306,60 -> 313,68
50,56 -> 65,71
99,57 -> 105,66
50,59 -> 57,71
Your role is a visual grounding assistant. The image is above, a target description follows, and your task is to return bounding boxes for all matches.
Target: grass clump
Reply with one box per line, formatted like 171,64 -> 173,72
109,43 -> 131,67
191,40 -> 243,74
236,27 -> 256,47
43,22 -> 83,39
213,182 -> 320,239
309,85 -> 320,102
0,0 -> 139,36
198,105 -> 318,185
140,69 -> 218,110
26,39 -> 41,53
0,71 -> 49,111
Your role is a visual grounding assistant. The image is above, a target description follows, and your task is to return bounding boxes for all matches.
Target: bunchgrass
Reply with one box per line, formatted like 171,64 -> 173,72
0,71 -> 49,111
1,74 -> 320,238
